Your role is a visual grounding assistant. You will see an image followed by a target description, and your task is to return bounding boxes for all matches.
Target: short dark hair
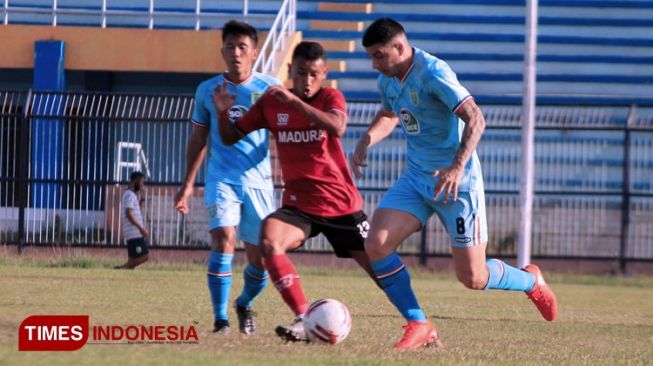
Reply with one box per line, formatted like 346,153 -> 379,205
130,171 -> 145,182
362,17 -> 406,48
292,41 -> 326,62
222,20 -> 258,45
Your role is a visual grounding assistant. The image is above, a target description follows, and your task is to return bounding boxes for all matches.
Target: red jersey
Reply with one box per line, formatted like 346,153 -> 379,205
235,87 -> 362,217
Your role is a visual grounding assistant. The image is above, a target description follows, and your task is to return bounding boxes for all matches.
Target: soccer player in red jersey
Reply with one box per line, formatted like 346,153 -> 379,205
213,41 -> 376,342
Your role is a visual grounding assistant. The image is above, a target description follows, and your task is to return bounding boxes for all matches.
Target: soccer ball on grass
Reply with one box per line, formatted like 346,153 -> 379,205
303,299 -> 351,345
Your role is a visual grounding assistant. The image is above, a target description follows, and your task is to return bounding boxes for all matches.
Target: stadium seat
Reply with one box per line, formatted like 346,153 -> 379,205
296,0 -> 653,103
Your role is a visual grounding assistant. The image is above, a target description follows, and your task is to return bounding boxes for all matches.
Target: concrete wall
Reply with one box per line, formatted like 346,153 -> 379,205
0,25 -> 291,73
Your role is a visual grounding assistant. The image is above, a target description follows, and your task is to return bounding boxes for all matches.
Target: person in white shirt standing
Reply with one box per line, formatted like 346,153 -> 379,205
115,171 -> 149,269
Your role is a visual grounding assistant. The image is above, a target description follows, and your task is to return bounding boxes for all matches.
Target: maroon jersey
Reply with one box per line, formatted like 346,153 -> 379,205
235,87 -> 362,217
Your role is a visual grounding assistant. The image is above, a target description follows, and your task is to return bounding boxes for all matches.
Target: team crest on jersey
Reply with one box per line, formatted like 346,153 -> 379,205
409,89 -> 419,106
399,108 -> 420,135
277,113 -> 289,126
227,105 -> 248,123
251,92 -> 262,104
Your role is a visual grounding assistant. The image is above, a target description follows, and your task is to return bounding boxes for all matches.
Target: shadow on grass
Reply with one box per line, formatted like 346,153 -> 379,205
354,313 -> 537,324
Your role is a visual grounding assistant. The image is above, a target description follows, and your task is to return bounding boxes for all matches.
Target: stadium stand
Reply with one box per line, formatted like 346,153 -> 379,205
3,0 -> 652,104
2,0 -> 280,29
295,0 -> 653,104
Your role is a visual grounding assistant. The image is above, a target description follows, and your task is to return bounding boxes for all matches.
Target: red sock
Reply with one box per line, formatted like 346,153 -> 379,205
263,254 -> 309,316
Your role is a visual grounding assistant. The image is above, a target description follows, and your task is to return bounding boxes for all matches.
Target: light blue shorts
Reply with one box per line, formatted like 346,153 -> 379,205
204,181 -> 275,245
377,173 -> 488,248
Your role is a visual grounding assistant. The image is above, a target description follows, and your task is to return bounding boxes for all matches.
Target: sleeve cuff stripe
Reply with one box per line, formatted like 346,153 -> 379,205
453,95 -> 474,113
191,120 -> 209,127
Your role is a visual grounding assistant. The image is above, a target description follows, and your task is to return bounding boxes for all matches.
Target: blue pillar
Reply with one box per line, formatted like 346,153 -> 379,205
32,40 -> 66,209
34,41 -> 66,91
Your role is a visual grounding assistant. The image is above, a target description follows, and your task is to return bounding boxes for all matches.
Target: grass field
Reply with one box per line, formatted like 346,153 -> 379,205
1,253 -> 652,366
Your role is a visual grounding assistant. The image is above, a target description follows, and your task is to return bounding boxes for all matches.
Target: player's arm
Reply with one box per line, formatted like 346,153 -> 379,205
217,110 -> 246,146
429,60 -> 485,203
267,86 -> 346,136
175,82 -> 211,214
174,123 -> 208,214
361,108 -> 399,147
453,98 -> 486,173
211,83 -> 244,145
182,126 -> 208,187
213,82 -> 267,145
433,97 -> 486,203
349,109 -> 399,179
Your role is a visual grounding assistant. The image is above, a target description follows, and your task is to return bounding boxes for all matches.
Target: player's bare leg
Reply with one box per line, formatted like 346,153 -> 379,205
365,209 -> 442,349
451,243 -> 490,290
259,217 -> 310,342
364,209 -> 419,261
349,250 -> 374,277
348,250 -> 381,288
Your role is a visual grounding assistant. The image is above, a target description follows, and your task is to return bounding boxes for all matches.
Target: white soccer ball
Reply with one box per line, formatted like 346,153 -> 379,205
304,298 -> 352,345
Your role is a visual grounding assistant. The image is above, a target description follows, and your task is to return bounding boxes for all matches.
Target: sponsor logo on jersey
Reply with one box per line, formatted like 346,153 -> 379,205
409,89 -> 419,106
399,108 -> 420,135
227,105 -> 248,123
455,236 -> 472,244
278,129 -> 325,143
277,113 -> 289,125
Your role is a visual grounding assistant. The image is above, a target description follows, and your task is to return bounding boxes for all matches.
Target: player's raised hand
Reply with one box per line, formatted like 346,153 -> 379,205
174,186 -> 192,214
212,81 -> 236,113
350,134 -> 371,179
433,165 -> 464,204
267,85 -> 298,104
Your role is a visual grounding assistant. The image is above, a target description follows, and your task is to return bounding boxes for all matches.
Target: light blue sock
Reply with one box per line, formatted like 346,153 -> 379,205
236,264 -> 268,309
372,253 -> 426,322
207,252 -> 233,321
485,258 -> 535,291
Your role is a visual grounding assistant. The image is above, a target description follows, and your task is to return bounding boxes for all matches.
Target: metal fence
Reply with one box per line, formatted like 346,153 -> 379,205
1,90 -> 652,267
343,102 -> 653,269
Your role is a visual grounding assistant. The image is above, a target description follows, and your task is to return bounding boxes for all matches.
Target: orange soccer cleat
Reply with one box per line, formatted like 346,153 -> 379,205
393,320 -> 444,350
523,264 -> 558,321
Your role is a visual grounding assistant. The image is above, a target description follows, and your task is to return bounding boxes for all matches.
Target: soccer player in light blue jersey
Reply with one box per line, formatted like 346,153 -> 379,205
351,18 -> 558,350
174,20 -> 281,335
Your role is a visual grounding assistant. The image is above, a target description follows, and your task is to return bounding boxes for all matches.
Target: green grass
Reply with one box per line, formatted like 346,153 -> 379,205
0,255 -> 652,366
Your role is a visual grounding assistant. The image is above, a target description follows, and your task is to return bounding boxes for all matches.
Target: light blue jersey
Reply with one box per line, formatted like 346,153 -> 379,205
378,48 -> 483,191
192,72 -> 281,189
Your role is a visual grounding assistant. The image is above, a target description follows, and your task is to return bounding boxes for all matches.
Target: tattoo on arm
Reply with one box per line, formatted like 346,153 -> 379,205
453,99 -> 486,169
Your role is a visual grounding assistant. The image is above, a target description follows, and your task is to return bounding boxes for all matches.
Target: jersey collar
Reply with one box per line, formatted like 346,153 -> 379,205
396,48 -> 416,84
223,72 -> 254,86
